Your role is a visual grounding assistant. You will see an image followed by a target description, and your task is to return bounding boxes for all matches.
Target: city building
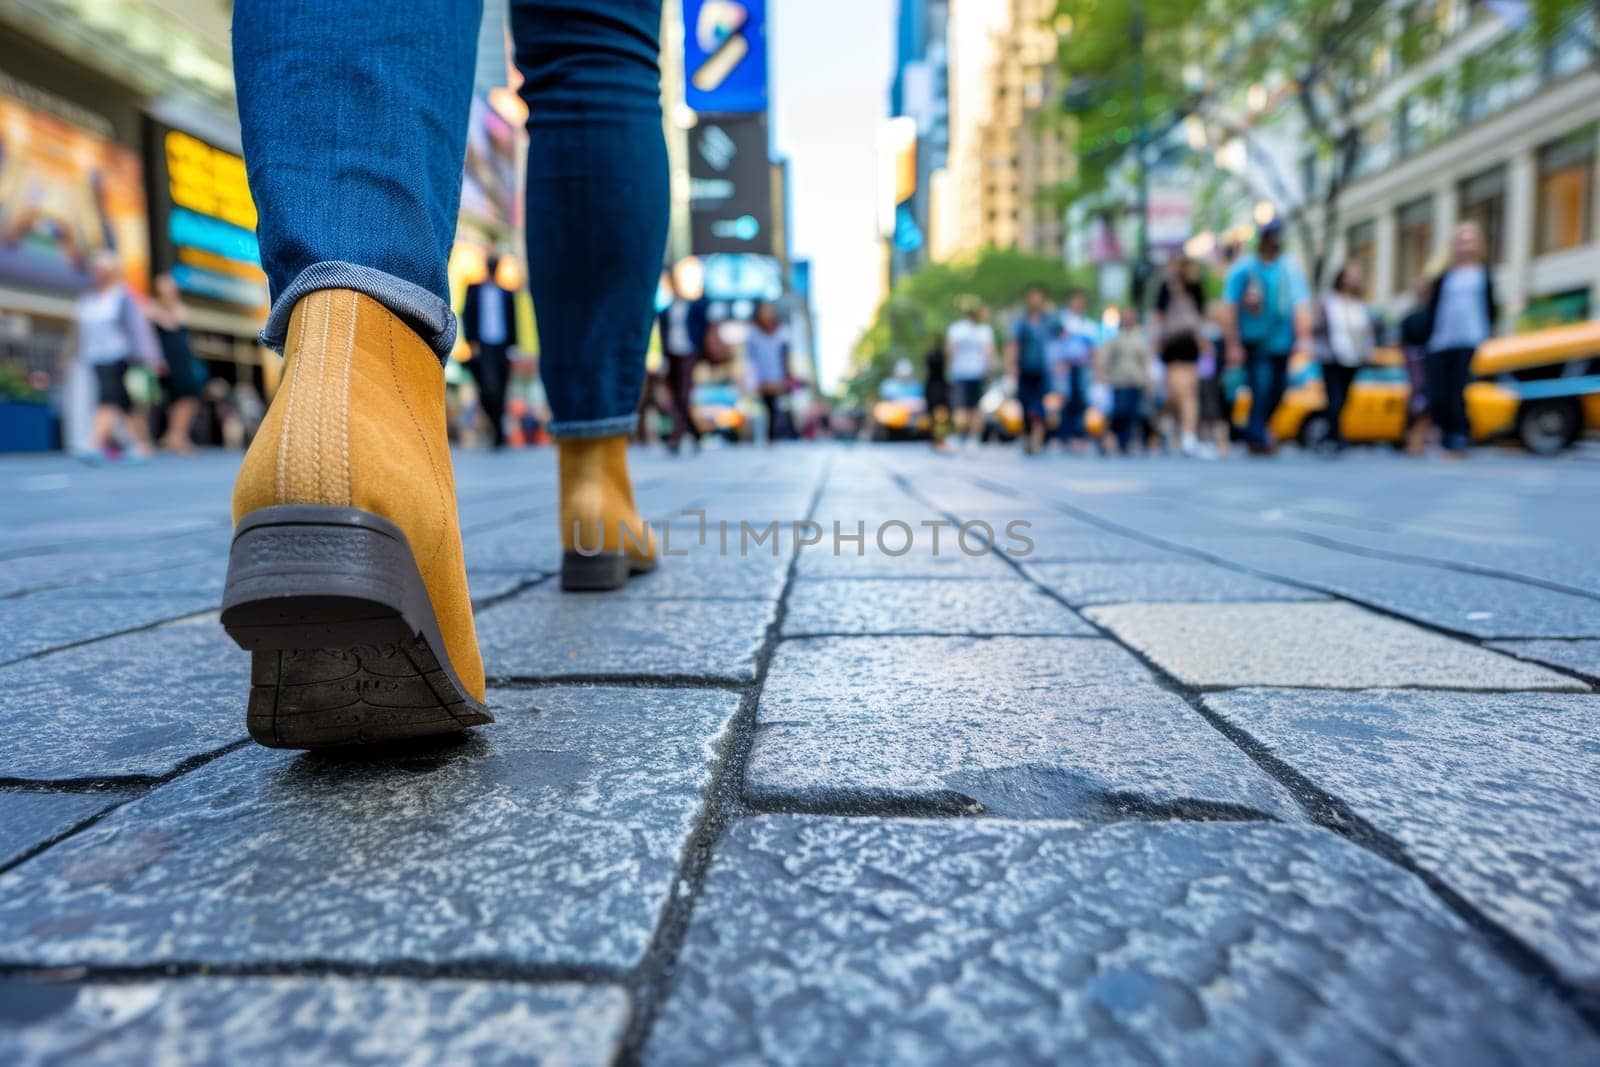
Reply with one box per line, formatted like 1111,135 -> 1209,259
944,0 -> 1072,259
885,0 -> 950,281
1327,4 -> 1599,325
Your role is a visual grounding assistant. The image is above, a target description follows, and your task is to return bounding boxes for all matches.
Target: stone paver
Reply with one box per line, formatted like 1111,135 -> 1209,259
1025,561 -> 1324,606
782,579 -> 1091,636
0,687 -> 739,971
0,978 -> 630,1066
747,637 -> 1295,819
0,593 -> 218,665
0,792 -> 127,869
0,618 -> 247,781
645,816 -> 1596,1065
1087,601 -> 1581,690
476,595 -> 776,681
1203,688 -> 1600,986
1488,638 -> 1600,680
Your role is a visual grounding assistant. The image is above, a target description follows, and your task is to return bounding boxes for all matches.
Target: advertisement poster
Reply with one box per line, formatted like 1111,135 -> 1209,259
0,75 -> 149,295
145,118 -> 267,314
682,0 -> 768,114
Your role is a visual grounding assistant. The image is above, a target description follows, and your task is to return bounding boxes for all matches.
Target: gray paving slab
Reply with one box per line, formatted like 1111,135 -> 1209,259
0,977 -> 629,1066
1087,601 -> 1581,690
0,618 -> 247,781
0,593 -> 218,665
1204,688 -> 1600,986
462,522 -> 564,575
1025,561 -> 1325,606
747,637 -> 1295,818
782,579 -> 1091,636
795,536 -> 1021,579
645,816 -> 1596,1065
1488,639 -> 1600,680
477,595 -> 776,681
0,792 -> 127,869
0,687 -> 740,970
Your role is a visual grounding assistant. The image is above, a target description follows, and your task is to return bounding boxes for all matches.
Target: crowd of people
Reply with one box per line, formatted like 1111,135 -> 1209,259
922,218 -> 1502,460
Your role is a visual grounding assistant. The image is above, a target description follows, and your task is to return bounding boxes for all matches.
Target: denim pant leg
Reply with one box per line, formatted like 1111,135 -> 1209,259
233,1 -> 481,361
512,0 -> 669,439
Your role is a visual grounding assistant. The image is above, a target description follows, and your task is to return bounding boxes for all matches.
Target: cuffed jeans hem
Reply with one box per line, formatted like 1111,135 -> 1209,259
257,261 -> 457,362
549,414 -> 639,440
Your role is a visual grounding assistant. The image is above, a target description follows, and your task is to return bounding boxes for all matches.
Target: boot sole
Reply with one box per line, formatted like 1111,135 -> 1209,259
560,551 -> 658,593
221,505 -> 492,749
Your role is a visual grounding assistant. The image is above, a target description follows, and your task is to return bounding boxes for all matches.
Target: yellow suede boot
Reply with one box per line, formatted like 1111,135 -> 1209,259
558,434 -> 658,591
222,290 -> 490,748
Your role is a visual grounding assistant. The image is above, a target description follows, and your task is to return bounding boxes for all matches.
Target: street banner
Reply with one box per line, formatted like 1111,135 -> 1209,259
689,115 -> 774,255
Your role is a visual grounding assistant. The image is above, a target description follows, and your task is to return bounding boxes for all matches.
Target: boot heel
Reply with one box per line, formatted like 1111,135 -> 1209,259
560,550 -> 635,592
222,505 -> 491,749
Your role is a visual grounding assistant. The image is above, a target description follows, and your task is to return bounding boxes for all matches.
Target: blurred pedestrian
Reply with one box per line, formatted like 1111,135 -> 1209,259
1422,221 -> 1497,457
1220,219 -> 1313,455
1006,283 -> 1059,455
62,251 -> 162,463
146,273 -> 205,455
924,340 -> 952,452
658,261 -> 711,453
746,301 -> 791,445
945,301 -> 994,448
1397,272 -> 1437,455
1095,305 -> 1151,455
1153,255 -> 1207,456
1313,260 -> 1377,452
461,252 -> 521,450
1197,313 -> 1230,458
1053,289 -> 1096,451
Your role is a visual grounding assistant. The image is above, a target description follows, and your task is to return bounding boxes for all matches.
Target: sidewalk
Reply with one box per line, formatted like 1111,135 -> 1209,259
0,444 -> 1596,1064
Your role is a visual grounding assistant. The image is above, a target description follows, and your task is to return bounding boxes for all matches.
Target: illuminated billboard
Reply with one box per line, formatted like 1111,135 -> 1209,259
683,0 -> 768,114
689,115 -> 773,255
0,75 -> 149,295
145,120 -> 267,314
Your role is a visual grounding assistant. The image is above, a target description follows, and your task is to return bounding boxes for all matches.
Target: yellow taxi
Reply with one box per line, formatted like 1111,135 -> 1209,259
1241,320 -> 1600,455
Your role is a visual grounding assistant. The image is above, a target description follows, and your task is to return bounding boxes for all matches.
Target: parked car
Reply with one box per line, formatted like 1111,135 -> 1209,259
1237,320 -> 1600,455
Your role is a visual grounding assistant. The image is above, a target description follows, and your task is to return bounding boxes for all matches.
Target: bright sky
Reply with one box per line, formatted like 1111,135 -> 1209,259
770,0 -> 894,393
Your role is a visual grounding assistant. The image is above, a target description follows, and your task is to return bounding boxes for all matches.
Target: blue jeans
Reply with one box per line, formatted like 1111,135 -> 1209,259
1053,363 -> 1089,442
234,0 -> 668,439
1108,386 -> 1142,453
1244,345 -> 1290,446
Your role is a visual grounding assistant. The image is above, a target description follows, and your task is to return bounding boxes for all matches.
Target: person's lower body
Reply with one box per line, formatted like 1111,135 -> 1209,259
1319,361 -> 1358,451
760,390 -> 784,445
1198,370 -> 1228,457
87,360 -> 154,461
223,0 -> 668,749
1017,373 -> 1048,454
1426,347 -> 1474,454
952,378 -> 985,446
1053,363 -> 1089,448
1244,347 -> 1289,453
469,342 -> 512,449
1108,386 -> 1142,454
665,353 -> 700,452
1163,356 -> 1200,454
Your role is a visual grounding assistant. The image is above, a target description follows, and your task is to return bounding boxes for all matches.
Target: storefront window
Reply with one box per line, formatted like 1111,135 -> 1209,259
1395,196 -> 1435,288
1458,165 -> 1506,265
1535,127 -> 1596,256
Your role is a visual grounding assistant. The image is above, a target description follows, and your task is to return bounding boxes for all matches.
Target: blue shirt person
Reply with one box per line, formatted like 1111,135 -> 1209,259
1220,221 -> 1313,450
1005,284 -> 1063,453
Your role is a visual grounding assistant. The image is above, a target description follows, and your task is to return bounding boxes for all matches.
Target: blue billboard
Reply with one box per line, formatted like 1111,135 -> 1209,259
683,0 -> 768,113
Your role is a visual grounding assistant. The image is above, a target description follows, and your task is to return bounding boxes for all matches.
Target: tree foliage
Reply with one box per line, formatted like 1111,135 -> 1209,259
1049,0 -> 1597,283
845,248 -> 1090,401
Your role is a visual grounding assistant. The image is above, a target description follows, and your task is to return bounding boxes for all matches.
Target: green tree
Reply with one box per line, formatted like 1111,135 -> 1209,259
1049,0 -> 1598,284
844,248 -> 1090,402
